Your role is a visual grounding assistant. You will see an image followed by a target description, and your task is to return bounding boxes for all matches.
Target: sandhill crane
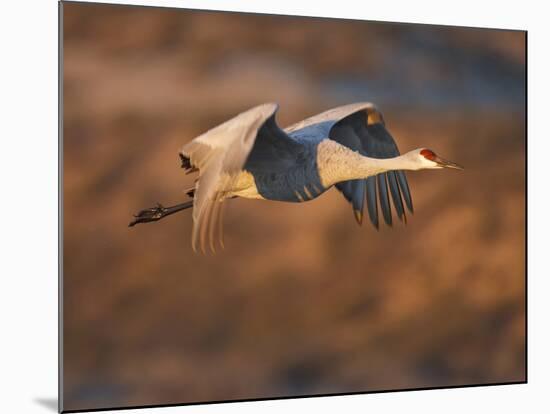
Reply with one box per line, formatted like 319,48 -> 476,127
129,102 -> 462,252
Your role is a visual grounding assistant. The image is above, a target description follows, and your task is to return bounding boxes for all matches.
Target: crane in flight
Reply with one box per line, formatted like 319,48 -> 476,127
129,102 -> 462,252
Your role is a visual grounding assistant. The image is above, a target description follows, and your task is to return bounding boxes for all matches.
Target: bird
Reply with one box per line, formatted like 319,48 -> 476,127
129,102 -> 462,252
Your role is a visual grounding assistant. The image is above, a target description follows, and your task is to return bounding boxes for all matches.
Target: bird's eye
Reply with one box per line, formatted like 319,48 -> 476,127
420,149 -> 436,160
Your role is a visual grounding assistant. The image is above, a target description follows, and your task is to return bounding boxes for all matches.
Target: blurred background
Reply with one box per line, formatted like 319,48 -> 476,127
62,2 -> 526,411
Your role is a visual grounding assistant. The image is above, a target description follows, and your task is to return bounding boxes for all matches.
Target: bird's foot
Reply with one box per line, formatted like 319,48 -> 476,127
128,203 -> 167,227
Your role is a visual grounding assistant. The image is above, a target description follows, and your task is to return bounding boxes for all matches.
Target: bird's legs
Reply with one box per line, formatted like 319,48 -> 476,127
128,200 -> 194,227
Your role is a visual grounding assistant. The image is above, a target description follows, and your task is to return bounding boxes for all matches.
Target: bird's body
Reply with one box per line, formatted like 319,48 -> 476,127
190,103 -> 408,204
229,139 -> 390,202
234,137 -> 323,202
130,102 -> 462,252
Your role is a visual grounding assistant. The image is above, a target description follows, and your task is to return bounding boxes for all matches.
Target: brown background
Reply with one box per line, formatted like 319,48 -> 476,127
62,1 -> 526,411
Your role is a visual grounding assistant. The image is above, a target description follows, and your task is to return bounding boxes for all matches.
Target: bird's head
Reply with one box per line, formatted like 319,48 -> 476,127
406,148 -> 464,170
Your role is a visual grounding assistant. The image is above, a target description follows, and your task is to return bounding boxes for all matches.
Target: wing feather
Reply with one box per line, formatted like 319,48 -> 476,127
377,173 -> 392,226
387,171 -> 406,222
365,176 -> 379,229
351,179 -> 366,224
181,103 -> 281,252
328,105 -> 413,228
396,170 -> 414,213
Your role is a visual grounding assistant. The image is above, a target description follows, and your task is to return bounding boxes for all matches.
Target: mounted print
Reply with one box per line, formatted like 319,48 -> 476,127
60,1 -> 526,412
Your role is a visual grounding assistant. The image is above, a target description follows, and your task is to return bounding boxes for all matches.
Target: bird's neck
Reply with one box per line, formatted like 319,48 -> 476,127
316,139 -> 417,187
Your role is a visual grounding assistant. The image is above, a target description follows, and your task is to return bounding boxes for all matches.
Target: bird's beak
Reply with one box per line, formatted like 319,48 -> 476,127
435,156 -> 463,170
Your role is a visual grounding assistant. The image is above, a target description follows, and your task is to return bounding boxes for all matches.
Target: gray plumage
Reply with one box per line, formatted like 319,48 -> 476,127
130,102 -> 463,252
180,102 -> 416,251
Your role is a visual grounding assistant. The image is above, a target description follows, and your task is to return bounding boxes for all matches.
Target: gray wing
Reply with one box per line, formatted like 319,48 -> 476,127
328,106 -> 413,228
180,102 -> 299,252
243,110 -> 303,173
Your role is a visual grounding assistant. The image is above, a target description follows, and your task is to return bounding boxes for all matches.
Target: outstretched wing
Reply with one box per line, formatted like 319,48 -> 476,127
180,102 -> 299,252
327,104 -> 414,228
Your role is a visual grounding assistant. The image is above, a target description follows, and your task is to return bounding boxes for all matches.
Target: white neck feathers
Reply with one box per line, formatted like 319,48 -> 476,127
316,139 -> 417,188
